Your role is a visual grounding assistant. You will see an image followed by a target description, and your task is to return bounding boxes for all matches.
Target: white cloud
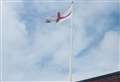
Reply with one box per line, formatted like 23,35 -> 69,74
73,31 -> 119,81
2,1 -> 71,81
1,0 -> 119,81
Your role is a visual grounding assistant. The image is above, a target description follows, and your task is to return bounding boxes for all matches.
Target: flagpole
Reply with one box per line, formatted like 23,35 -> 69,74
69,1 -> 74,82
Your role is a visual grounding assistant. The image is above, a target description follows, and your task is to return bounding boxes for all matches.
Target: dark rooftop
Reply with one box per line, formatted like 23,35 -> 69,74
77,71 -> 120,82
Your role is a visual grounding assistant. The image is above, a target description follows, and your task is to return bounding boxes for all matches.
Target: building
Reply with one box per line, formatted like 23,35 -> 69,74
77,71 -> 120,82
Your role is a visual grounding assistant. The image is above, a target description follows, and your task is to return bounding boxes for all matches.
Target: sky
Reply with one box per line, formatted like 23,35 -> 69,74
1,0 -> 120,81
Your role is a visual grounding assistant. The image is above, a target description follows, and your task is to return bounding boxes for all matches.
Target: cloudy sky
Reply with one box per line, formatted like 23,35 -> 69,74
1,0 -> 120,81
